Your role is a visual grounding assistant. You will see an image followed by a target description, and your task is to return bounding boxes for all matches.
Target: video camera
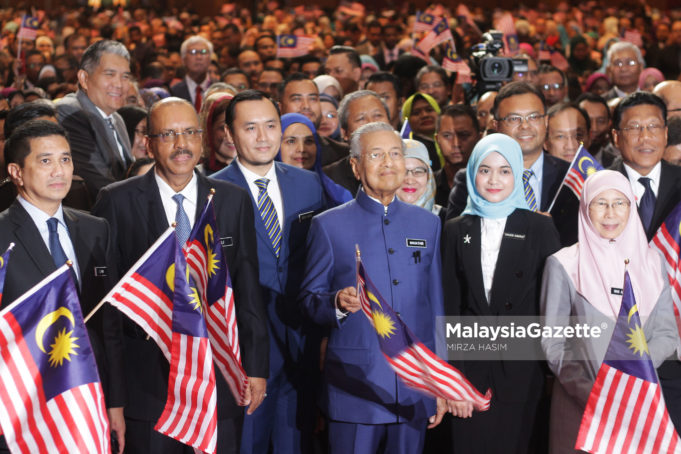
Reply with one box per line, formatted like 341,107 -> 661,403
469,30 -> 528,96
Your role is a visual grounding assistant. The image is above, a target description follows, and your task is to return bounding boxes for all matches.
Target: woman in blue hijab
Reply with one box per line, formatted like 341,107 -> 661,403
441,133 -> 561,454
277,113 -> 353,207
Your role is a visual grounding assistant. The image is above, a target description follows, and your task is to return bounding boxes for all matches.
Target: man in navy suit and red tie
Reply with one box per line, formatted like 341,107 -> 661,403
212,90 -> 325,454
169,36 -> 214,111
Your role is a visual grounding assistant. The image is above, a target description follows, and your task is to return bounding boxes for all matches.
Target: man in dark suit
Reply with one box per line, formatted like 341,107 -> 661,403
372,23 -> 404,71
446,81 -> 578,245
609,91 -> 681,433
92,98 -> 268,454
212,90 -> 325,454
0,120 -> 125,453
169,36 -> 214,111
56,40 -> 133,197
602,42 -> 644,101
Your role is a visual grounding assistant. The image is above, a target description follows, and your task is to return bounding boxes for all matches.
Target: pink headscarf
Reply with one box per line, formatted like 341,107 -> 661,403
553,170 -> 663,318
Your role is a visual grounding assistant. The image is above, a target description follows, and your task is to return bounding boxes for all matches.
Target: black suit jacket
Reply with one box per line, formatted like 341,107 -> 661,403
323,156 -> 360,196
0,201 -> 124,408
169,80 -> 192,103
610,158 -> 681,241
442,209 -> 561,404
92,169 -> 268,420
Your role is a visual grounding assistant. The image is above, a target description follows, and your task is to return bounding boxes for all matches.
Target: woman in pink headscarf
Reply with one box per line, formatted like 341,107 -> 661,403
541,170 -> 679,454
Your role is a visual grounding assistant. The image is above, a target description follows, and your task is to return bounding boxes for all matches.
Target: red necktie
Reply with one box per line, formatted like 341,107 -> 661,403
194,85 -> 203,111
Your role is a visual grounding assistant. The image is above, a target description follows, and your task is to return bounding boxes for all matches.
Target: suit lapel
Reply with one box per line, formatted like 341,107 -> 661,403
489,211 -> 528,313
136,170 -> 168,240
275,163 -> 293,259
194,172 -> 211,223
653,162 -> 679,227
460,216 -> 490,314
227,164 -> 273,256
76,90 -> 127,172
10,202 -> 56,277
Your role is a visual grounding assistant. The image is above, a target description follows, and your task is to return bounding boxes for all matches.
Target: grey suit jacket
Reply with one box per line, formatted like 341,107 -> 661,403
56,90 -> 132,197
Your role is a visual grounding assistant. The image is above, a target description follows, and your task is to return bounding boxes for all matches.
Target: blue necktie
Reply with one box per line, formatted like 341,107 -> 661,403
172,194 -> 191,246
255,178 -> 281,257
638,177 -> 656,231
47,218 -> 68,267
523,169 -> 539,211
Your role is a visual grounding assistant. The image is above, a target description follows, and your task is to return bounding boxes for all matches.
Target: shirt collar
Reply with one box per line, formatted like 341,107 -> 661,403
236,158 -> 277,185
154,169 -> 198,201
529,152 -> 544,180
623,160 -> 662,186
17,195 -> 65,226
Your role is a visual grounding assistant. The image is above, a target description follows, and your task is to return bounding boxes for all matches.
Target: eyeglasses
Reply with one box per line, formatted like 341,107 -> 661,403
405,167 -> 428,177
611,58 -> 639,69
148,128 -> 203,143
366,150 -> 404,161
188,48 -> 210,56
619,123 -> 665,137
541,83 -> 563,91
589,199 -> 631,213
498,113 -> 546,126
418,81 -> 444,91
323,112 -> 337,119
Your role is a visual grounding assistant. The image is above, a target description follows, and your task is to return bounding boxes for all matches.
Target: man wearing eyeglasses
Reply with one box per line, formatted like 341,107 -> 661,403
92,97 -> 268,454
415,66 -> 451,109
170,36 -> 214,111
536,65 -> 568,107
603,42 -> 644,101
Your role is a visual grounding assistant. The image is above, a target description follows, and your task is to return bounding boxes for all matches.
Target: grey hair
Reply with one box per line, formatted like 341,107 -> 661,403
349,122 -> 403,159
180,36 -> 214,59
80,40 -> 130,73
338,90 -> 390,131
606,41 -> 644,67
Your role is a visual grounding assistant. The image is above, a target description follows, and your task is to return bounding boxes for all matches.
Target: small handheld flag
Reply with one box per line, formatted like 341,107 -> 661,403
0,243 -> 14,306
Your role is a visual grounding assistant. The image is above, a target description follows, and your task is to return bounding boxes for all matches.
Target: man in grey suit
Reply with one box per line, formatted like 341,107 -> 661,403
56,40 -> 133,197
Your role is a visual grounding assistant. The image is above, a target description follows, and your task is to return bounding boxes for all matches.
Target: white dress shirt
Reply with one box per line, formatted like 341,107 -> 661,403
480,217 -> 507,303
18,196 -> 81,280
236,159 -> 284,230
623,161 -> 661,206
155,170 -> 198,230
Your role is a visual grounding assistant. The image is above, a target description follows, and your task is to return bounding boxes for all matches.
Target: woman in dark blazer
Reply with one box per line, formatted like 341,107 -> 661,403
442,133 -> 561,454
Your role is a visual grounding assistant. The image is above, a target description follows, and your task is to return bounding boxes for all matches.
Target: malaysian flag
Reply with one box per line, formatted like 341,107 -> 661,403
17,15 -> 39,41
651,199 -> 681,340
0,243 -> 14,305
494,12 -> 518,54
415,18 -> 453,55
576,271 -> 681,453
355,250 -> 491,410
0,265 -> 110,453
155,235 -> 217,453
276,34 -> 314,58
184,194 -> 248,405
563,145 -> 604,199
538,41 -> 551,62
413,12 -> 438,33
442,41 -> 472,84
102,228 -> 175,359
400,120 -> 412,139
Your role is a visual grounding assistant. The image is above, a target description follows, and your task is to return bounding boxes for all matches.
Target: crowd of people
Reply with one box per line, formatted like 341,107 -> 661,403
2,1 -> 681,453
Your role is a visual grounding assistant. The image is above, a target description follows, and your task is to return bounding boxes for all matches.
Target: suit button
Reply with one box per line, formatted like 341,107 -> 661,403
384,219 -> 390,225
388,248 -> 395,254
505,302 -> 512,310
515,271 -> 523,278
392,279 -> 399,285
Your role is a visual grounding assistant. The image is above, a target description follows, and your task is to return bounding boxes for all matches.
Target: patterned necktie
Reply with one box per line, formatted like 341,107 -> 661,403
523,169 -> 539,212
194,85 -> 203,111
172,194 -> 191,246
638,177 -> 656,231
106,117 -> 129,165
255,178 -> 281,257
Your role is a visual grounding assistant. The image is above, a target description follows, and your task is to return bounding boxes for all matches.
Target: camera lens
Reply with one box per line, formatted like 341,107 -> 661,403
491,61 -> 503,74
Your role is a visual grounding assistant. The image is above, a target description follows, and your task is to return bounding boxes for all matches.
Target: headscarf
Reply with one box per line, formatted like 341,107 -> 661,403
313,75 -> 344,100
401,92 -> 444,168
638,67 -> 664,91
584,72 -> 611,93
402,139 -> 436,211
553,170 -> 663,318
462,133 -> 530,219
319,93 -> 341,140
277,113 -> 353,207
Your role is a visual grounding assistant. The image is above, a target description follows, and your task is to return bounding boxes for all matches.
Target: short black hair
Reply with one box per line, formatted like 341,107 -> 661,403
667,117 -> 681,147
547,102 -> 591,133
439,104 -> 480,134
415,65 -> 450,89
278,72 -> 313,99
492,81 -> 546,120
4,120 -> 67,168
612,92 -> 667,130
5,100 -> 57,139
224,89 -> 280,131
328,45 -> 361,68
366,72 -> 400,98
576,92 -> 611,120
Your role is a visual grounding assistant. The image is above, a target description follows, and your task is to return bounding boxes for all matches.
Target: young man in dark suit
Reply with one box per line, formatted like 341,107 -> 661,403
212,90 -> 325,454
92,98 -> 268,454
0,120 -> 125,452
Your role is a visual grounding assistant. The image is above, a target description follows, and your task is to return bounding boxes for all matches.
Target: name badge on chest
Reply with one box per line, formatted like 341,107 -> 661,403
611,287 -> 623,296
406,238 -> 427,248
503,232 -> 526,240
220,236 -> 233,247
94,266 -> 108,277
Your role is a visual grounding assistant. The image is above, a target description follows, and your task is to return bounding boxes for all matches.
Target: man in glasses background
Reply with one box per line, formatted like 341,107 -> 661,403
603,41 -> 644,101
170,36 -> 214,111
537,65 -> 568,108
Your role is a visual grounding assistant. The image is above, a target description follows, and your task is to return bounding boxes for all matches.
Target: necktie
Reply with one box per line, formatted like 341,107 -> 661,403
523,169 -> 539,212
47,218 -> 78,285
173,194 -> 191,246
638,177 -> 656,231
194,85 -> 203,111
106,117 -> 130,165
255,178 -> 281,257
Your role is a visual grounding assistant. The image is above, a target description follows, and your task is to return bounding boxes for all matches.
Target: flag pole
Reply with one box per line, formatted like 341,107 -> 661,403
355,244 -> 361,295
546,142 -> 584,213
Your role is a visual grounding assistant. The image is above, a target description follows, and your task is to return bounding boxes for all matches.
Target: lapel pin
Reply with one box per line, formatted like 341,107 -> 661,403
463,234 -> 471,244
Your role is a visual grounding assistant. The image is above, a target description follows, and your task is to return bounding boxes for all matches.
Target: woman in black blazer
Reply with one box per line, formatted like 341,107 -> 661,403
442,133 -> 561,454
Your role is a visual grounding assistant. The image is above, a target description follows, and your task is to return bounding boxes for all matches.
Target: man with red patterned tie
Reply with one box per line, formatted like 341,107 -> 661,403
170,36 -> 214,112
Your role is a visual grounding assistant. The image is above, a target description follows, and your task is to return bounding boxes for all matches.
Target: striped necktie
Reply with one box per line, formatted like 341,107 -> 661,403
523,169 -> 539,212
255,178 -> 281,257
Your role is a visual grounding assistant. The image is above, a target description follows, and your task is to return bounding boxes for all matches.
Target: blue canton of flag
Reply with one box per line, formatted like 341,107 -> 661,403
442,41 -> 472,83
0,243 -> 14,306
413,12 -> 437,33
18,15 -> 39,40
276,34 -> 314,58
356,254 -> 491,410
0,265 -> 110,453
576,271 -> 681,453
416,18 -> 453,55
564,145 -> 604,199
400,120 -> 412,139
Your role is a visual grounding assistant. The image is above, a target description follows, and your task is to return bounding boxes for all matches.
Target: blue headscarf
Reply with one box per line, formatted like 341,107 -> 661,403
462,133 -> 530,219
277,113 -> 353,207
